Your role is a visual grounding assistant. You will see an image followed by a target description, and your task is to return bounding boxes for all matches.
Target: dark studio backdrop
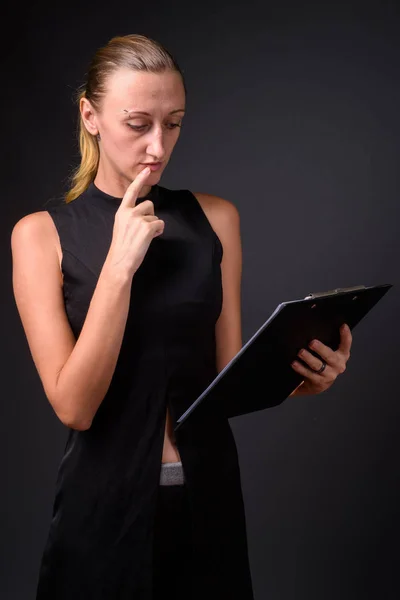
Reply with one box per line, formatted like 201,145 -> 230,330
2,1 -> 400,598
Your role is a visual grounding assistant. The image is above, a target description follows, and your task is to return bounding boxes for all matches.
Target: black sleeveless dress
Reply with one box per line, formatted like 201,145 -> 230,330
35,182 -> 255,600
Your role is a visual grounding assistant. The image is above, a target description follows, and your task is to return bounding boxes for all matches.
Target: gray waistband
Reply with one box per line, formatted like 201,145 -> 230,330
159,461 -> 185,486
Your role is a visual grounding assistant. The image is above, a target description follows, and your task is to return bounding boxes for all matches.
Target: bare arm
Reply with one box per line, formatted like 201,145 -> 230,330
11,168 -> 163,431
193,193 -> 242,373
11,212 -> 134,430
195,193 -> 304,409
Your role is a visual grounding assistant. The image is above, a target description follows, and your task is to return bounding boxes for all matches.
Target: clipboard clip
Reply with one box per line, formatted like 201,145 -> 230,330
305,285 -> 367,300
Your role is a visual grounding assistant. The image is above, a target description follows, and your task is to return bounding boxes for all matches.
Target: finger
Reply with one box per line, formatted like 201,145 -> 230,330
291,358 -> 335,386
308,341 -> 346,374
338,323 -> 352,357
133,200 -> 155,216
120,166 -> 152,209
307,338 -> 336,364
296,348 -> 328,373
142,214 -> 160,223
150,219 -> 165,236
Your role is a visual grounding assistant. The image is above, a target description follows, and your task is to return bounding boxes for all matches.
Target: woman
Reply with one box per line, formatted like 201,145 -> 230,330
11,34 -> 352,599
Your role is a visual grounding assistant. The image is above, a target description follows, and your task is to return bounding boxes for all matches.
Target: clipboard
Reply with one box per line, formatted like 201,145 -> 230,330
174,283 -> 393,431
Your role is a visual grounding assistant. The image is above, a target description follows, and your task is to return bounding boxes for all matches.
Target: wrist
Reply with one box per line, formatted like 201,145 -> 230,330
101,258 -> 133,288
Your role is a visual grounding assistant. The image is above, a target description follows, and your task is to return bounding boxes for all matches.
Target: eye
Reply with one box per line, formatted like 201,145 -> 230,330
127,124 -> 148,132
126,122 -> 182,132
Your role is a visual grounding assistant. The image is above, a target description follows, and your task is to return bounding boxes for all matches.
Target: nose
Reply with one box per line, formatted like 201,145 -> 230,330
146,128 -> 166,162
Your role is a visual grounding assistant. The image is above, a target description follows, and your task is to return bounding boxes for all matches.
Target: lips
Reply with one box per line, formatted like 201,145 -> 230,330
141,162 -> 162,171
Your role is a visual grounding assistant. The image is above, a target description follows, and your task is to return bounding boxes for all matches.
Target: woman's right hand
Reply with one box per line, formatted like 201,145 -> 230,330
106,167 -> 165,279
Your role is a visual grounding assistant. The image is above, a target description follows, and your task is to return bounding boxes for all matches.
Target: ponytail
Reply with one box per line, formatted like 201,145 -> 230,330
65,34 -> 185,203
65,92 -> 100,204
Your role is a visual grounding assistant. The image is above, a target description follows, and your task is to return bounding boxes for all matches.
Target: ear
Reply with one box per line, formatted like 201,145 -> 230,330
80,97 -> 99,136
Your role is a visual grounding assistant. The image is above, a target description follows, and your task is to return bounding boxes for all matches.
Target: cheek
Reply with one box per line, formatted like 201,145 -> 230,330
107,127 -> 142,156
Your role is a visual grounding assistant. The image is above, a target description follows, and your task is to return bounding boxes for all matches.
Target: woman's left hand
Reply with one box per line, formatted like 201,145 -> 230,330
290,323 -> 352,395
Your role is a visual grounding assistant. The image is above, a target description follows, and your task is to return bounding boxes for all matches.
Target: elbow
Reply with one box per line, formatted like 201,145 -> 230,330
63,416 -> 93,431
59,414 -> 92,431
54,405 -> 93,431
51,384 -> 93,431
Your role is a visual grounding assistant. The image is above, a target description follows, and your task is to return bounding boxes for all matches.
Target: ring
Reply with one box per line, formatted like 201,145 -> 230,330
314,360 -> 327,375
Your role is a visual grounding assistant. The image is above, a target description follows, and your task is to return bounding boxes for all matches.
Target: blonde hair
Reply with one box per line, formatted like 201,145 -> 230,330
65,34 -> 186,204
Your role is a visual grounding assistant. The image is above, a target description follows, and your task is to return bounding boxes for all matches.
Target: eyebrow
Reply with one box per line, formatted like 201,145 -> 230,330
122,109 -> 185,118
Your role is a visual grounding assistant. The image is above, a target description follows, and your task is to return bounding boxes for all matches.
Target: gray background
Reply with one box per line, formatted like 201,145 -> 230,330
3,1 -> 399,598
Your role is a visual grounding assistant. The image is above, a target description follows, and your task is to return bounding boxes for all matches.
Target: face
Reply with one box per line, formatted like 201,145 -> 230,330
81,68 -> 186,192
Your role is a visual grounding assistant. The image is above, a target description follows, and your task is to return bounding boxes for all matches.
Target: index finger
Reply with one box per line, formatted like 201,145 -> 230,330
120,166 -> 152,209
338,323 -> 352,355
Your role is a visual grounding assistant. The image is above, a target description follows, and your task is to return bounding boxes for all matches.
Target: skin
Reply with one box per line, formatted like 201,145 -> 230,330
80,69 -> 188,461
82,67 -> 353,456
13,67 -> 353,463
80,68 -> 186,199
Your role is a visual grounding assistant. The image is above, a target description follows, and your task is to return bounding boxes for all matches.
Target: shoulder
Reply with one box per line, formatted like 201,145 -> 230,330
11,211 -> 62,271
12,210 -> 57,241
192,192 -> 240,239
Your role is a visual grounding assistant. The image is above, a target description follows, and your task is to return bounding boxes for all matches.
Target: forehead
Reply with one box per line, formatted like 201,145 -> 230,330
102,68 -> 185,113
